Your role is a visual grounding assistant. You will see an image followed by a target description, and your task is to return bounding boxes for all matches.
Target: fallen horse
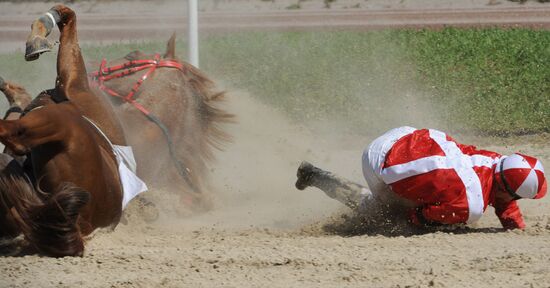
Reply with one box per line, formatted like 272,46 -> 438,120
0,5 -> 147,256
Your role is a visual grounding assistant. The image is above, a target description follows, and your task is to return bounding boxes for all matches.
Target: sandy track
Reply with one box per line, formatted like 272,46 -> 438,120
3,225 -> 550,288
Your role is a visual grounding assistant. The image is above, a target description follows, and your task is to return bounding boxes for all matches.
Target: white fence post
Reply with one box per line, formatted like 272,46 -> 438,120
187,0 -> 199,67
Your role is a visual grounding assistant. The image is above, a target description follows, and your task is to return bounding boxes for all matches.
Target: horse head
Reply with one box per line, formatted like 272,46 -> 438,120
87,32 -> 187,106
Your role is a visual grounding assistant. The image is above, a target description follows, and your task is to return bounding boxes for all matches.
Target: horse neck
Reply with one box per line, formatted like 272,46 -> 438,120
55,9 -> 90,99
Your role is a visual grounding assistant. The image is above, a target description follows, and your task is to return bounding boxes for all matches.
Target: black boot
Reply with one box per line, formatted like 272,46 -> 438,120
295,161 -> 317,190
295,161 -> 372,209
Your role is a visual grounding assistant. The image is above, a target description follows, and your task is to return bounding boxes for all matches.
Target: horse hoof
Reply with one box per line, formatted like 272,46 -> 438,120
295,161 -> 315,190
25,36 -> 53,61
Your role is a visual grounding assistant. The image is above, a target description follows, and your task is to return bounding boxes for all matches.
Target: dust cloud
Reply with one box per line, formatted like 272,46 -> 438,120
157,87 -> 347,230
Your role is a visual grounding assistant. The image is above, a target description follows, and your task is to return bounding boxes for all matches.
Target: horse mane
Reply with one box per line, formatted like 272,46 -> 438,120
182,62 -> 235,160
0,175 -> 90,257
161,32 -> 234,158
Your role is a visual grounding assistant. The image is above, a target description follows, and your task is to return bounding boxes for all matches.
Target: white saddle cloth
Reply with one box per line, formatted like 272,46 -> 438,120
83,117 -> 147,209
113,145 -> 148,209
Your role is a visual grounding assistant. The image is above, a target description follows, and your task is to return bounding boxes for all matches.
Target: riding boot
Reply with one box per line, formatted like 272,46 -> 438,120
295,161 -> 373,209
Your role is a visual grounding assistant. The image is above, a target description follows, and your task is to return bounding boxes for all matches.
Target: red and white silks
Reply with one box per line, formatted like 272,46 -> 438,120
362,127 -> 529,225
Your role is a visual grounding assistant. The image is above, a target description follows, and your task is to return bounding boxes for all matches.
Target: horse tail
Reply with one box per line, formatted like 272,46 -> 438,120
0,176 -> 90,257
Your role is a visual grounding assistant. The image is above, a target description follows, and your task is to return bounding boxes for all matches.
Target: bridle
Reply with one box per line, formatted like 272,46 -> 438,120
88,53 -> 184,116
88,54 -> 200,194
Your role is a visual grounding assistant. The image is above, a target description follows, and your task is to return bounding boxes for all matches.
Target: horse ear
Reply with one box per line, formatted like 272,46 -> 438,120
164,32 -> 177,59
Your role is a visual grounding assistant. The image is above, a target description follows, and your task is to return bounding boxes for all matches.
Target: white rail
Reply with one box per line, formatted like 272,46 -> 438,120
187,0 -> 199,67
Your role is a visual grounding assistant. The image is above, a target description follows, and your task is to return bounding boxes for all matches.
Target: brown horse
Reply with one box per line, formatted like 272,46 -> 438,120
26,5 -> 233,210
0,5 -> 146,256
0,101 -> 123,257
88,35 -> 233,209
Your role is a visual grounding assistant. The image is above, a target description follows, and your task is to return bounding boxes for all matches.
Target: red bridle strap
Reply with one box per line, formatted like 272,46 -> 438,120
88,53 -> 185,115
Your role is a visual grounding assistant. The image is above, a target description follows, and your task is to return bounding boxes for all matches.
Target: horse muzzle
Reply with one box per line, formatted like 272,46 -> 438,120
25,35 -> 53,62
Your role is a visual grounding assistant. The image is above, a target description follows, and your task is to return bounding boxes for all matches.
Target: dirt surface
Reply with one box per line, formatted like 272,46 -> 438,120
1,1 -> 550,288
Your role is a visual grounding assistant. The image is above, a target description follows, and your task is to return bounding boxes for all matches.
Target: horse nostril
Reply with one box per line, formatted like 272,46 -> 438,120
25,36 -> 53,62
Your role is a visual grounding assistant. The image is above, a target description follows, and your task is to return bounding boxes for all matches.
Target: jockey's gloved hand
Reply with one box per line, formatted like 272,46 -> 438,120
407,207 -> 439,227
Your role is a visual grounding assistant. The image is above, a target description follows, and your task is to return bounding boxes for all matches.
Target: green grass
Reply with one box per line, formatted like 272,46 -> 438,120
0,28 -> 548,135
200,29 -> 550,135
201,31 -> 424,135
404,28 -> 550,135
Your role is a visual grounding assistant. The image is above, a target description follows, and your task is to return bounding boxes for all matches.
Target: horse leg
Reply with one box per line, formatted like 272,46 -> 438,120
0,77 -> 32,113
0,77 -> 34,172
295,161 -> 374,210
26,5 -> 127,146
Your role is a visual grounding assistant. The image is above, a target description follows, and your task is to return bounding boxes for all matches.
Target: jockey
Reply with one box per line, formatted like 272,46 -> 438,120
295,126 -> 547,229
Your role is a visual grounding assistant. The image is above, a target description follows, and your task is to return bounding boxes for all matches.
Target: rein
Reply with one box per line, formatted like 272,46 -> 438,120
88,54 -> 200,194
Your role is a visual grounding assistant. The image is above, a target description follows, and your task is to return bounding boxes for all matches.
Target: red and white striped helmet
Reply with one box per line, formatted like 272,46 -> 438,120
496,153 -> 547,199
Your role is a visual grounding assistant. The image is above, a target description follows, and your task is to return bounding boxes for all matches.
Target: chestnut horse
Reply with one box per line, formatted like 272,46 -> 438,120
0,101 -> 123,257
0,5 -> 147,256
26,5 -> 233,210
88,35 -> 233,209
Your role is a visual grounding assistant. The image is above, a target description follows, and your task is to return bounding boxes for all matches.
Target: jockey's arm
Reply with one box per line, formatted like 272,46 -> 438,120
408,204 -> 469,226
493,200 -> 525,230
